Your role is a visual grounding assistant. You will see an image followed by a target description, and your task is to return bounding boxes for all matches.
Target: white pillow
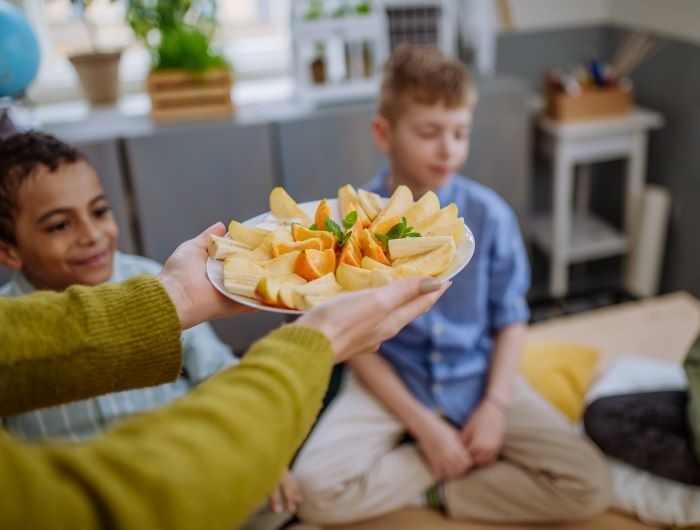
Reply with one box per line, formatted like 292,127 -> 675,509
587,356 -> 687,402
585,356 -> 700,527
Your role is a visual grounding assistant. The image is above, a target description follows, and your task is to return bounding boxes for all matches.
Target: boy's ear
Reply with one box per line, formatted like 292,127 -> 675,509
0,241 -> 23,270
371,115 -> 392,155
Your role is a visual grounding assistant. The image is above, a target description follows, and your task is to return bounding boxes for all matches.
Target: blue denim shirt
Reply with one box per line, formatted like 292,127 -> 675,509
364,172 -> 531,426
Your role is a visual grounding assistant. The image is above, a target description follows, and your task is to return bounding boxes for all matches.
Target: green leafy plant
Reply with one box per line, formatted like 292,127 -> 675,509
304,0 -> 323,20
374,217 -> 421,247
126,0 -> 229,72
355,1 -> 372,15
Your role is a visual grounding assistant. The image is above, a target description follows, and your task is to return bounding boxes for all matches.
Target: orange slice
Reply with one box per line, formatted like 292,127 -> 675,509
339,238 -> 363,267
270,238 -> 323,257
314,199 -> 333,231
291,223 -> 337,249
294,248 -> 337,281
359,229 -> 391,266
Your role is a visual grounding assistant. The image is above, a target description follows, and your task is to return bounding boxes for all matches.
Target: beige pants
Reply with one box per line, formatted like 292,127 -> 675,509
293,374 -> 610,525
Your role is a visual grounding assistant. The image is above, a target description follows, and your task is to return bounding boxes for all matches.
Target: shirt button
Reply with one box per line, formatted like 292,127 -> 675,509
430,351 -> 442,363
432,323 -> 443,336
432,383 -> 443,393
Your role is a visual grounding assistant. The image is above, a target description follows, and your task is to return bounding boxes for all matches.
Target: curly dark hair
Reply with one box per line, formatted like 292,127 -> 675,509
0,131 -> 86,245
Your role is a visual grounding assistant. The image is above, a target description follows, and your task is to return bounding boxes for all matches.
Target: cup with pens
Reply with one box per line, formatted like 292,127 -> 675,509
544,31 -> 663,122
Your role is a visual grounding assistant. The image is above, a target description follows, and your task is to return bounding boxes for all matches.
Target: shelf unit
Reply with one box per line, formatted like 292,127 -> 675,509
534,107 -> 664,298
291,1 -> 457,106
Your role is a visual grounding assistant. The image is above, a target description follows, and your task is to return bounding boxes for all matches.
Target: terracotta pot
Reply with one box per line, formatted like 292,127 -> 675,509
311,58 -> 326,84
68,51 -> 121,105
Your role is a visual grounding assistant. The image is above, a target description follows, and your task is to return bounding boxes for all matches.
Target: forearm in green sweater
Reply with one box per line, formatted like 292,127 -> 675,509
1,325 -> 333,530
0,276 -> 183,416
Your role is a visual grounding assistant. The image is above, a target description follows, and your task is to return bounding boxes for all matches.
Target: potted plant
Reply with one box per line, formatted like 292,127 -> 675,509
127,0 -> 234,121
68,0 -> 122,105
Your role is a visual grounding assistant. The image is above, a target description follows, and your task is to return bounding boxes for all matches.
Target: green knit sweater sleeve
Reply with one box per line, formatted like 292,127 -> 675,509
0,275 -> 182,416
1,325 -> 333,530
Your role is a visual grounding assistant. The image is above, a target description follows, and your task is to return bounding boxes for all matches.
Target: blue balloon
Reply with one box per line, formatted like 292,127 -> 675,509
0,0 -> 41,98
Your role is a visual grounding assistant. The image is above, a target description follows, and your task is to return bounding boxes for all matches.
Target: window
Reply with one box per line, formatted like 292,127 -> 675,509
22,0 -> 292,104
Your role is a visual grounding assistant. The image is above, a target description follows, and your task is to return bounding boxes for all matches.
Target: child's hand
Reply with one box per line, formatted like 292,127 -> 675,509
269,471 -> 303,513
460,399 -> 507,466
415,413 -> 473,480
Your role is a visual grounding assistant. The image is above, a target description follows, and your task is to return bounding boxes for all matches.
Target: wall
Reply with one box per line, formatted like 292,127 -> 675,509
493,2 -> 700,298
609,0 -> 700,45
506,0 -> 609,32
608,27 -> 700,297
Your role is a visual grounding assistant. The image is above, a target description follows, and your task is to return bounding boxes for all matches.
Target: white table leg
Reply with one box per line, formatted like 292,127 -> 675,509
625,131 -> 647,238
623,131 -> 648,288
550,145 -> 574,298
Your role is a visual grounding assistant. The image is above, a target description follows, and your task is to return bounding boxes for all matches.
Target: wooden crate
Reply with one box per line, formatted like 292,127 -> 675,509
545,84 -> 633,122
146,69 -> 233,122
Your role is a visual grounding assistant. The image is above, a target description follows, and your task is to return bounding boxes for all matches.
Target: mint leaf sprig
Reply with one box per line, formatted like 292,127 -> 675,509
310,211 -> 359,247
374,217 -> 421,247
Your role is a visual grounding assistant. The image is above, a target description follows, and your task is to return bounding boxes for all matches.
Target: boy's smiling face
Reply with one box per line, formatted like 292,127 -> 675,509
0,160 -> 119,291
373,101 -> 473,197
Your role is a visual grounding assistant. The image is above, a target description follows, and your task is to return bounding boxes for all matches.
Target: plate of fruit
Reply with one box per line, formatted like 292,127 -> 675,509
206,184 -> 475,314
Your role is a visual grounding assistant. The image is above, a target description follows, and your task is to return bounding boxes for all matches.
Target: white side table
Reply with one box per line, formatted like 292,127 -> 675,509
532,107 -> 664,298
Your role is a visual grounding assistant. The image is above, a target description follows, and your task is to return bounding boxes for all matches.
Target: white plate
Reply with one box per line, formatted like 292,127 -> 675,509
207,198 -> 475,314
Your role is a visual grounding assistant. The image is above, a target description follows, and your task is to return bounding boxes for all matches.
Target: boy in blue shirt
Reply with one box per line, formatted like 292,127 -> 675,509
293,45 -> 610,525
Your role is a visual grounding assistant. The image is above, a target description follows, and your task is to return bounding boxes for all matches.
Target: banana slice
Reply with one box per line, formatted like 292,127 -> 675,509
388,236 -> 454,260
392,240 -> 456,277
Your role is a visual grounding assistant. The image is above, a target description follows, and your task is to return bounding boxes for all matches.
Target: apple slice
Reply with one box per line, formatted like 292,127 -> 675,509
360,256 -> 395,272
413,203 -> 458,234
269,187 -> 312,225
260,251 -> 301,277
357,189 -> 384,220
424,217 -> 466,244
255,274 -> 306,307
338,184 -> 371,226
403,191 -> 440,230
228,220 -> 269,248
335,262 -> 395,291
369,185 -> 414,231
292,273 -> 343,310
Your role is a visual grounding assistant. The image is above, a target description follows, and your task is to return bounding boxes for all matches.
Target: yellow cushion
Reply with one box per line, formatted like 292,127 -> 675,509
519,342 -> 600,421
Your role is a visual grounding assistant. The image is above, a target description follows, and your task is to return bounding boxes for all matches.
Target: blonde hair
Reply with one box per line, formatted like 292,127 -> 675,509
377,44 -> 477,123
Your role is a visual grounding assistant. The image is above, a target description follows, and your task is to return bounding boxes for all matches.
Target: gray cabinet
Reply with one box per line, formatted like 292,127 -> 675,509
122,122 -> 286,353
